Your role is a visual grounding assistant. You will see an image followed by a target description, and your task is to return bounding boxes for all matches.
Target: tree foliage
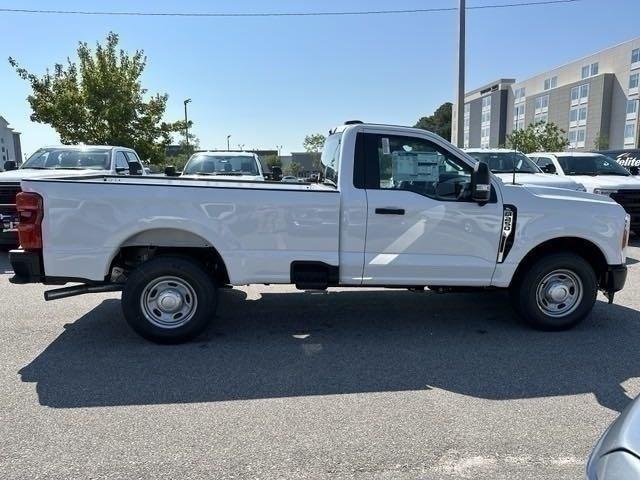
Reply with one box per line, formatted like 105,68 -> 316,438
414,102 -> 452,140
593,132 -> 610,150
285,161 -> 302,176
303,133 -> 326,153
506,122 -> 569,154
264,155 -> 281,168
9,32 -> 183,163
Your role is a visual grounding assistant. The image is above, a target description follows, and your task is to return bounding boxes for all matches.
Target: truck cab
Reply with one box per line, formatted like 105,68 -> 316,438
180,151 -> 264,181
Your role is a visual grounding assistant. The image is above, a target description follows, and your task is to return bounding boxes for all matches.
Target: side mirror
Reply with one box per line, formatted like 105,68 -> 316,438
630,166 -> 639,176
128,162 -> 142,175
3,160 -> 17,171
541,164 -> 557,174
471,161 -> 491,204
164,165 -> 177,177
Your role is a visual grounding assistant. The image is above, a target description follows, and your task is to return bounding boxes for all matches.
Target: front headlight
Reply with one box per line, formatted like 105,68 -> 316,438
575,184 -> 587,192
594,188 -> 618,196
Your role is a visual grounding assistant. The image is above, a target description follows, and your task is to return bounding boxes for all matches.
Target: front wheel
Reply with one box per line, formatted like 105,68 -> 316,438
510,253 -> 597,331
122,256 -> 218,343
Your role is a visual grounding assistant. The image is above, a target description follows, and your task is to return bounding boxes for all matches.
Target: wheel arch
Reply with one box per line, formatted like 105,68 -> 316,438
510,236 -> 608,288
106,228 -> 231,285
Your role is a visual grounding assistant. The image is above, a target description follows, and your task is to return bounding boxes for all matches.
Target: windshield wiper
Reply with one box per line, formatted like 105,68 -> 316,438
20,166 -> 49,170
52,167 -> 91,170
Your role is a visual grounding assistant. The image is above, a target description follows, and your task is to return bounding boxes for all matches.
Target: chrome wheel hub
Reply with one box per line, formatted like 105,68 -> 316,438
140,276 -> 198,329
535,269 -> 583,318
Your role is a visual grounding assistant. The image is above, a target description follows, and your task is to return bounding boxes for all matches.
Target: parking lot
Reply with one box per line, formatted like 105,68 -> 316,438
1,244 -> 639,480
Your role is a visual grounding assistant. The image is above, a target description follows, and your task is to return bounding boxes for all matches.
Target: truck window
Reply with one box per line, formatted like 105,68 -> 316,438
320,133 -> 341,187
115,152 -> 130,173
365,134 -> 472,201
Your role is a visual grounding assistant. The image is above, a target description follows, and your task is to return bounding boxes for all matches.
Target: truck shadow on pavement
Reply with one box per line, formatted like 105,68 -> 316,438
18,288 -> 640,412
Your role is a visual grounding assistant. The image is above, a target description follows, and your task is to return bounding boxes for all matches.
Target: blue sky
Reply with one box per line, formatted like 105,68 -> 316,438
1,0 -> 639,158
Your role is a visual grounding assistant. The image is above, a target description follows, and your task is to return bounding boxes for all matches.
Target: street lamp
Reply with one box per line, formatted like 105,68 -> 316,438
226,135 -> 231,151
183,98 -> 192,148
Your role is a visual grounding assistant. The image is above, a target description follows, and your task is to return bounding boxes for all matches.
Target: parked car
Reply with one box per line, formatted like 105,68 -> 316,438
282,175 -> 302,183
586,394 -> 640,479
10,122 -> 629,343
596,148 -> 640,174
179,151 -> 264,181
0,145 -> 145,247
530,152 -> 640,233
465,148 -> 586,191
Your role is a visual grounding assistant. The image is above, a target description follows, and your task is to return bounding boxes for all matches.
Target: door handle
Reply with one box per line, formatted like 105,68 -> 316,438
375,208 -> 405,215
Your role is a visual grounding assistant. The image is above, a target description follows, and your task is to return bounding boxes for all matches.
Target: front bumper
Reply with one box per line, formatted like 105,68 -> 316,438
9,249 -> 43,283
601,264 -> 627,293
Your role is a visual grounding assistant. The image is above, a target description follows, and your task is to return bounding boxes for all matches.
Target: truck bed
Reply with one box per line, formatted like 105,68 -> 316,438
21,174 -> 341,284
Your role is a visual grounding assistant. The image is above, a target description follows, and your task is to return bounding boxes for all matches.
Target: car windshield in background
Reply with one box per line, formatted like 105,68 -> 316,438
183,155 -> 258,175
557,154 -> 631,176
468,151 -> 541,174
22,148 -> 110,170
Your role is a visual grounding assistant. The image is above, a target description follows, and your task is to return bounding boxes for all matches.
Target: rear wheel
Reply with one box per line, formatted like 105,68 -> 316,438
122,256 -> 218,343
510,253 -> 597,331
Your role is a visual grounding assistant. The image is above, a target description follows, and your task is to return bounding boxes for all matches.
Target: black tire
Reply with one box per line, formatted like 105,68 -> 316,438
510,253 -> 597,331
122,256 -> 218,344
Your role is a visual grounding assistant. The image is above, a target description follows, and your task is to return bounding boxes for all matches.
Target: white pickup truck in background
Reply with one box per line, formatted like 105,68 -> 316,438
177,151 -> 265,181
0,145 -> 146,246
530,152 -> 640,233
465,148 -> 586,191
9,122 -> 629,343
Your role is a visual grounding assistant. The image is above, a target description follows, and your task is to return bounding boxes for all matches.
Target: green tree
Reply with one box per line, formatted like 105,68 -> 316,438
594,132 -> 610,150
507,121 -> 569,154
414,102 -> 452,140
303,133 -> 326,173
285,162 -> 302,176
9,32 -> 183,163
264,154 -> 281,169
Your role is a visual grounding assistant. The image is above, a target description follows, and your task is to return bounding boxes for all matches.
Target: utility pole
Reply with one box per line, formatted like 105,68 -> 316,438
226,135 -> 231,151
183,98 -> 192,148
456,0 -> 466,147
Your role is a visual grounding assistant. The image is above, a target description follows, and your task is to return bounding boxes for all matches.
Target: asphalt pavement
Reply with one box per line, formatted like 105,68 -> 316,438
1,244 -> 640,479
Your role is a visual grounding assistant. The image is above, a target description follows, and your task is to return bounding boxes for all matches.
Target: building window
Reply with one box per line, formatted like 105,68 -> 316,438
581,62 -> 599,79
514,87 -> 526,103
513,104 -> 525,130
481,111 -> 491,123
624,122 -> 636,145
627,98 -> 638,119
480,126 -> 490,148
571,84 -> 589,105
568,127 -> 586,149
544,76 -> 557,90
534,94 -> 549,123
481,95 -> 491,108
1,146 -> 4,153
630,73 -> 640,94
463,103 -> 470,148
632,48 -> 640,68
569,106 -> 587,127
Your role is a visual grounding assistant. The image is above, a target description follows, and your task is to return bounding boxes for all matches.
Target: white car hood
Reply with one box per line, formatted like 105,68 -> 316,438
566,174 -> 640,192
0,168 -> 103,182
495,172 -> 581,190
180,173 -> 263,182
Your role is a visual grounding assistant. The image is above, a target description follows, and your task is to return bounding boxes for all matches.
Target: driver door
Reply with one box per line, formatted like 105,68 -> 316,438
360,131 -> 503,286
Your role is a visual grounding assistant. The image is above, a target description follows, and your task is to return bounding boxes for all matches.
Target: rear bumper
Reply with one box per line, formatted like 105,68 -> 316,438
9,249 -> 43,283
601,264 -> 627,293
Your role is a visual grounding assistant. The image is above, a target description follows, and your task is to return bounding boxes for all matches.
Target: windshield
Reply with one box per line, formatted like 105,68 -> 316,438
557,154 -> 631,176
182,154 -> 259,175
468,151 -> 541,174
22,148 -> 110,170
320,133 -> 341,187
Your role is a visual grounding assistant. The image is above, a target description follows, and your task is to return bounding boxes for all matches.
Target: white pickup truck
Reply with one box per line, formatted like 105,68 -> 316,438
9,122 -> 630,343
0,145 -> 146,246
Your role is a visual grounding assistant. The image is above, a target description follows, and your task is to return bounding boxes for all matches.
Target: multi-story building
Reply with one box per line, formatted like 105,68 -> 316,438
456,37 -> 640,151
452,79 -> 514,148
0,116 -> 22,168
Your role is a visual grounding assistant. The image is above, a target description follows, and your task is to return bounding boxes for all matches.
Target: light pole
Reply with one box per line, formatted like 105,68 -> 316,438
277,145 -> 283,157
183,98 -> 192,148
226,135 -> 231,151
455,0 -> 466,147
